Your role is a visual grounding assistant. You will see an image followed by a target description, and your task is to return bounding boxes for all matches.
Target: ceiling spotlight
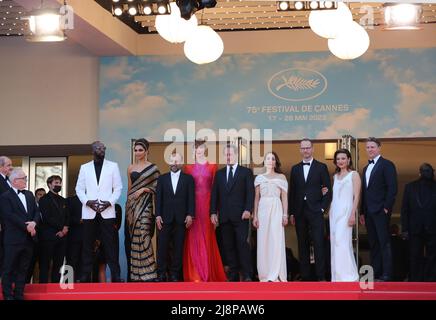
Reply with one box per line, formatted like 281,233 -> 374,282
310,1 -> 318,10
294,1 -> 304,10
157,5 -> 167,14
278,1 -> 337,12
26,7 -> 66,42
157,2 -> 170,14
384,3 -> 422,30
113,6 -> 123,16
143,5 -> 152,15
277,1 -> 290,11
128,5 -> 137,16
112,0 -> 119,3
323,1 -> 333,9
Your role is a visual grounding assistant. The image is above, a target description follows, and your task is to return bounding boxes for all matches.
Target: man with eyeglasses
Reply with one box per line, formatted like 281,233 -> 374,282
0,168 -> 40,300
288,138 -> 332,281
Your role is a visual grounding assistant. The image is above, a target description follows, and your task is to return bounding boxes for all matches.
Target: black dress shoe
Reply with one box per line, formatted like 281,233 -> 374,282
317,278 -> 327,282
78,275 -> 91,283
227,272 -> 239,282
375,276 -> 391,282
242,274 -> 252,282
169,275 -> 179,282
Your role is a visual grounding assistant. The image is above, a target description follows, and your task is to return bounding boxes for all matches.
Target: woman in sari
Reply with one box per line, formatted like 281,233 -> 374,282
125,138 -> 160,281
183,139 -> 227,281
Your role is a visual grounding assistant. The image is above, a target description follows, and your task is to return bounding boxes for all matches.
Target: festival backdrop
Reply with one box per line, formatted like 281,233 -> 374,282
99,48 -> 436,276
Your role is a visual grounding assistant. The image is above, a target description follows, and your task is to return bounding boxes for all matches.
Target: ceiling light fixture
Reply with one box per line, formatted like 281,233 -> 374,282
26,0 -> 67,42
383,3 -> 422,30
277,1 -> 337,12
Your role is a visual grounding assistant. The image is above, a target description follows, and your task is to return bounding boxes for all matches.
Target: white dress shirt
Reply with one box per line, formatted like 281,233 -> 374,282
1,173 -> 11,188
12,187 -> 27,212
303,158 -> 313,182
171,170 -> 181,194
226,163 -> 238,182
366,154 -> 381,187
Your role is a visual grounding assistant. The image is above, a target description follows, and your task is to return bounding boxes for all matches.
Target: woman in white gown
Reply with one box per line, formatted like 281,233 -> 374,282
253,152 -> 288,282
329,148 -> 361,282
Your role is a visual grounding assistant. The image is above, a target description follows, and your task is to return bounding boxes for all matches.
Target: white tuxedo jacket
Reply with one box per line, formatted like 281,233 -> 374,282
75,159 -> 123,220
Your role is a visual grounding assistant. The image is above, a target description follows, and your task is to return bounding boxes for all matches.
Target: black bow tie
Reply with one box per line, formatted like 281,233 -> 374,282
368,160 -> 375,165
303,162 -> 311,166
17,190 -> 25,195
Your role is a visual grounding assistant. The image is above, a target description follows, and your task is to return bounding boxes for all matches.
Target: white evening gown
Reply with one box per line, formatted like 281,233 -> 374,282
330,171 -> 359,282
255,175 -> 287,282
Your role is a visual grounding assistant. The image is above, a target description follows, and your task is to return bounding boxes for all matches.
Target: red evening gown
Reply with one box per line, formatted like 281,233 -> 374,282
183,162 -> 227,282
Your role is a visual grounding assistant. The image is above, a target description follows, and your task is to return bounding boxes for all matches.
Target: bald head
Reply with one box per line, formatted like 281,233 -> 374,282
169,152 -> 183,173
0,156 -> 13,176
91,141 -> 106,161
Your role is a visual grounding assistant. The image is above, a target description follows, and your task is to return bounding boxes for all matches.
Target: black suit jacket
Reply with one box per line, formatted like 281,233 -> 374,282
156,171 -> 195,224
210,165 -> 255,223
38,192 -> 69,241
361,156 -> 398,216
0,175 -> 11,222
401,180 -> 436,235
0,175 -> 10,195
66,195 -> 83,243
288,159 -> 332,216
0,189 -> 41,245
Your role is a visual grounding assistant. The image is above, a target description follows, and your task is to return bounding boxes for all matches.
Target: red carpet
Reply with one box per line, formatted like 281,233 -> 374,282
2,282 -> 435,300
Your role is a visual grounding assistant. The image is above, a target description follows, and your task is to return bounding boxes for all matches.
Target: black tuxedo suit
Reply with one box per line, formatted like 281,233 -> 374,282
38,192 -> 69,283
210,165 -> 254,280
401,179 -> 436,281
0,175 -> 10,195
288,159 -> 332,280
361,156 -> 398,280
156,171 -> 195,279
0,189 -> 40,299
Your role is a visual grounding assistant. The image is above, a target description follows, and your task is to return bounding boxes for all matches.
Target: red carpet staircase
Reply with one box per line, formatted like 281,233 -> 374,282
2,282 -> 435,300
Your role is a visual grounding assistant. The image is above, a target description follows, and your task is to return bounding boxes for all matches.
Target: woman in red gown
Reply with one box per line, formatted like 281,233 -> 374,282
183,140 -> 227,281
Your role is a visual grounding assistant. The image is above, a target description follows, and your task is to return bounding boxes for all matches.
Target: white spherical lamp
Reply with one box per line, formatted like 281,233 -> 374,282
328,21 -> 370,60
309,2 -> 353,39
155,2 -> 198,44
184,25 -> 224,64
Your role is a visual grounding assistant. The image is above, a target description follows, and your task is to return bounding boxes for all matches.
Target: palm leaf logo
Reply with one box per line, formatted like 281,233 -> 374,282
276,76 -> 320,92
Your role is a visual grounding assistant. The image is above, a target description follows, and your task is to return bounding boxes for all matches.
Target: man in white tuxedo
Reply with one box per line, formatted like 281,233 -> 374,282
75,141 -> 123,282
